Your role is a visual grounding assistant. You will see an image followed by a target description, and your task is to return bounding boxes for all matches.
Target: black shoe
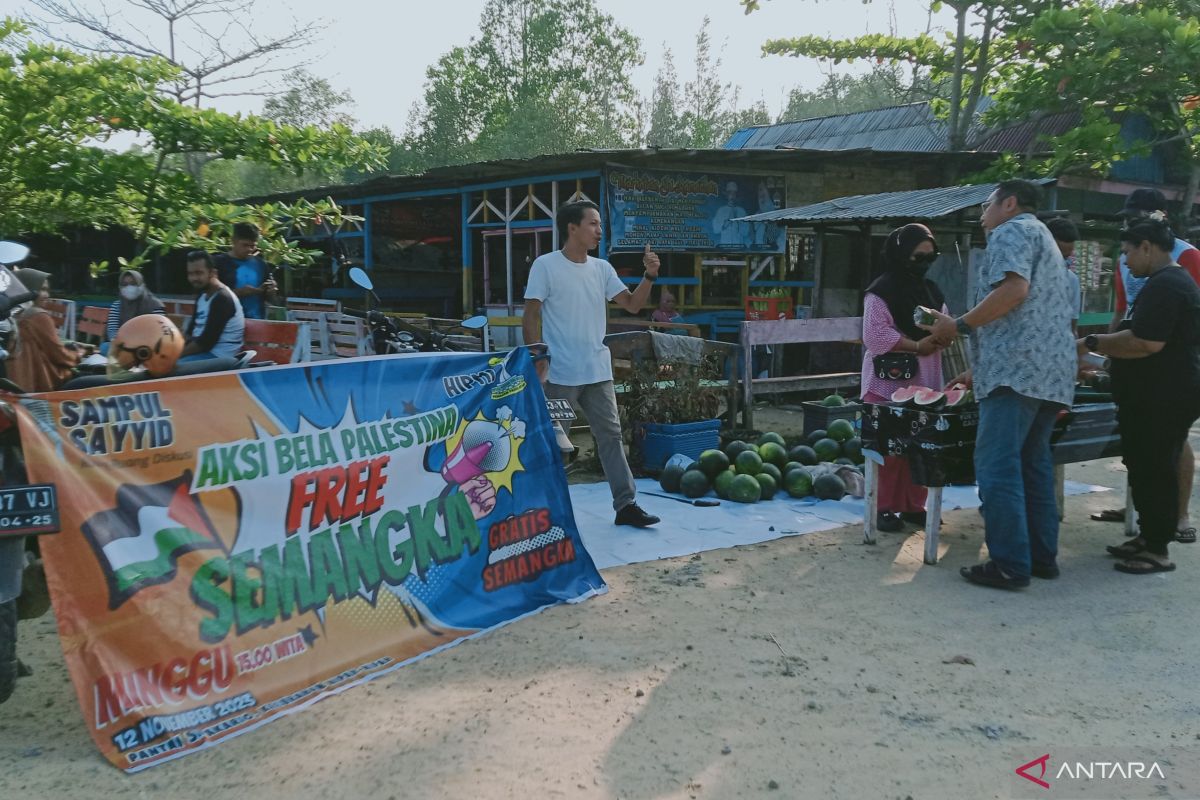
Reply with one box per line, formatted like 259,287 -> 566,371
899,511 -> 926,526
960,561 -> 1030,590
876,512 -> 903,532
1030,562 -> 1060,580
615,502 -> 660,528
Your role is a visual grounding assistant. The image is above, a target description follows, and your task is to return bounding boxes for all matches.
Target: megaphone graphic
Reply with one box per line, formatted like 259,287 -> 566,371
441,420 -> 513,484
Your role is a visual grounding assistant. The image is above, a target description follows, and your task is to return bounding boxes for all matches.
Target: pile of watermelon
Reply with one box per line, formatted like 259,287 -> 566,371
658,425 -> 864,505
889,383 -> 974,410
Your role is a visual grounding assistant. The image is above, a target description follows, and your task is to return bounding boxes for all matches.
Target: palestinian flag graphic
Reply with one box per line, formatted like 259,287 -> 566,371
82,472 -> 225,609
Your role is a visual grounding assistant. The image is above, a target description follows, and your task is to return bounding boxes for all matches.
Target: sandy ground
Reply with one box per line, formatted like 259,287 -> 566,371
1,406 -> 1198,799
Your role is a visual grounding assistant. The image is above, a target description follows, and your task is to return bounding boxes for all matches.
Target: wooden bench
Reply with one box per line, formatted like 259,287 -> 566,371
243,319 -> 309,365
159,297 -> 196,317
287,297 -> 340,313
325,312 -> 371,357
740,317 -> 863,429
76,305 -> 110,344
43,298 -> 77,340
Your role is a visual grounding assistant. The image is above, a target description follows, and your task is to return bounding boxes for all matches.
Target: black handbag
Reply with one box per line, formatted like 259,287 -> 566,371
873,351 -> 918,381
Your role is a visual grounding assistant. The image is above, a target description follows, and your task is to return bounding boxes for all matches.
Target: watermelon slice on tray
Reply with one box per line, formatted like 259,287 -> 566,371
912,388 -> 945,409
890,386 -> 924,404
943,386 -> 975,407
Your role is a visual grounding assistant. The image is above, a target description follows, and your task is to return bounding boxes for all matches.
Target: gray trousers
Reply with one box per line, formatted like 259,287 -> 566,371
545,380 -> 636,511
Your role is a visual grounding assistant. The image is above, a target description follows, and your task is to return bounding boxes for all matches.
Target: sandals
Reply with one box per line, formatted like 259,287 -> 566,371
1106,539 -> 1147,558
1176,527 -> 1197,544
1114,553 -> 1176,574
1091,508 -> 1126,523
960,561 -> 1030,590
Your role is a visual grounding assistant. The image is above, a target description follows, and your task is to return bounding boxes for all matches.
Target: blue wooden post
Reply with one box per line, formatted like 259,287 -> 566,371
461,191 -> 473,316
362,201 -> 373,269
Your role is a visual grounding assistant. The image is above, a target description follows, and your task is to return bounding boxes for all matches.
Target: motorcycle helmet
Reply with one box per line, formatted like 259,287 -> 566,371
109,314 -> 184,378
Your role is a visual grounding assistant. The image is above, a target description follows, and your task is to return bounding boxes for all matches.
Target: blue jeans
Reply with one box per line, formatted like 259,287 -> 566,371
178,351 -> 216,363
973,387 -> 1062,578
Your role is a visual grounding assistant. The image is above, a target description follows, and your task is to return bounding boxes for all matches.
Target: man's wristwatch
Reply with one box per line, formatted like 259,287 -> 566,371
643,272 -> 657,283
954,315 -> 972,335
1085,334 -> 1100,353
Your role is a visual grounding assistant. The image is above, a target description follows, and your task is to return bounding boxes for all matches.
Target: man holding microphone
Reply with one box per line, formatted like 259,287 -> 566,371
523,200 -> 661,528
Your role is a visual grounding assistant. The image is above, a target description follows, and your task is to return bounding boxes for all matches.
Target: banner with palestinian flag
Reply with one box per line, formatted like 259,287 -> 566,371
15,349 -> 604,771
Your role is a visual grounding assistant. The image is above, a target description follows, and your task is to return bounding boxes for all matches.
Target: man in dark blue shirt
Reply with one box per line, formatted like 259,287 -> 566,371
214,223 -> 280,320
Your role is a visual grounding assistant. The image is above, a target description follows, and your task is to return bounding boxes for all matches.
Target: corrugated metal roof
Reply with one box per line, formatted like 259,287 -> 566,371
732,178 -> 1057,224
725,100 -> 1076,155
726,103 -> 951,153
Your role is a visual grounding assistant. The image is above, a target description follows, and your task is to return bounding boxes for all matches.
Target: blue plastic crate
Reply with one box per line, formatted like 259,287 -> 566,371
634,419 -> 721,472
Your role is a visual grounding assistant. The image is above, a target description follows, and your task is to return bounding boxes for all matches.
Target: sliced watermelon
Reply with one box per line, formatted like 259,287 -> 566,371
913,388 -> 945,408
943,388 -> 974,407
890,386 -> 923,404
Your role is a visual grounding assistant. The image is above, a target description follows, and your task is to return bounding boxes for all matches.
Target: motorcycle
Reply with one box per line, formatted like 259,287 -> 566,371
342,267 -> 490,354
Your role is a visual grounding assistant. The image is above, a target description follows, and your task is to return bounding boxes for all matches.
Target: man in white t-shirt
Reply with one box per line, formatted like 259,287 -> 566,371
523,201 -> 661,527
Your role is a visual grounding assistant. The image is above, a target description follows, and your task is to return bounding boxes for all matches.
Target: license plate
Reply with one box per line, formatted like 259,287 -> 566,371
0,484 -> 60,537
545,398 -> 577,421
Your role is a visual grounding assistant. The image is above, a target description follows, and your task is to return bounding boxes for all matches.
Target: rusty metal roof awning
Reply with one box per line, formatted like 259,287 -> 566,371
732,178 -> 1057,225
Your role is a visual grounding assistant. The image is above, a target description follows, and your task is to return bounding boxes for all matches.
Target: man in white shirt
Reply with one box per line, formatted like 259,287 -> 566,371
523,201 -> 661,527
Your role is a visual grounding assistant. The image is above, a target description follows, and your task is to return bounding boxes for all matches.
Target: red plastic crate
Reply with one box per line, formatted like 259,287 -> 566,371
744,296 -> 795,321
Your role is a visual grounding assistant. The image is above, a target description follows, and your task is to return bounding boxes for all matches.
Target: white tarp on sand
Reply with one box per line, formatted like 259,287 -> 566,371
571,478 -> 1110,570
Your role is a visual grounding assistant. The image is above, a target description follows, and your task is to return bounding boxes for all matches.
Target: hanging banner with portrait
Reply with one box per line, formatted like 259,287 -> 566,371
606,169 -> 787,253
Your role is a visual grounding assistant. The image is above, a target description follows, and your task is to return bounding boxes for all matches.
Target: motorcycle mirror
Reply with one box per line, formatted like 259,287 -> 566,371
348,267 -> 373,292
460,315 -> 489,331
0,241 -> 30,266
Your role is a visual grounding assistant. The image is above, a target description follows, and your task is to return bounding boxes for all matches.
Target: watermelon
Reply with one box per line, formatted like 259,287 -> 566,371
758,441 -> 788,470
913,389 -> 945,409
784,468 -> 814,498
680,469 -> 710,498
890,386 -> 923,404
813,473 -> 847,501
834,457 -> 855,466
813,437 -> 840,462
805,429 -> 827,447
783,460 -> 803,475
760,463 -> 783,484
659,464 -> 685,494
755,473 -> 778,500
735,449 -> 764,475
714,469 -> 736,499
943,387 -> 974,407
758,431 -> 786,447
842,438 -> 864,464
789,445 -> 819,466
822,393 -> 847,407
724,440 -> 752,460
730,474 -> 762,503
697,449 -> 731,479
827,419 -> 855,442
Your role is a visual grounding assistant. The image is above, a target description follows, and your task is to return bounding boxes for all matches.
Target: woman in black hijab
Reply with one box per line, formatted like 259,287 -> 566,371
861,223 -> 948,531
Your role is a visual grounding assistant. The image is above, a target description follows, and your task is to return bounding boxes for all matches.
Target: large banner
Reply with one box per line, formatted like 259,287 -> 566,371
607,169 -> 787,253
15,349 -> 605,771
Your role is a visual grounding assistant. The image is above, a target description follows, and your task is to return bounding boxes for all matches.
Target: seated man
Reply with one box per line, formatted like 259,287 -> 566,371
181,250 -> 244,362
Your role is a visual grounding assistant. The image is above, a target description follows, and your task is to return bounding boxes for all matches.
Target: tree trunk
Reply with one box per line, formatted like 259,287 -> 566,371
946,4 -> 967,151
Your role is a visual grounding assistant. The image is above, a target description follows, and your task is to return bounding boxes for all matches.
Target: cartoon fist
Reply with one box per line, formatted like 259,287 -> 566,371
461,474 -> 496,520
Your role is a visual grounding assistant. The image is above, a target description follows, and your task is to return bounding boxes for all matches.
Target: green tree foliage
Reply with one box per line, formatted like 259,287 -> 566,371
203,70 -> 362,197
988,0 -> 1200,215
778,64 -> 936,122
404,0 -> 644,167
742,0 -> 1028,150
0,19 -> 380,269
645,17 -> 772,148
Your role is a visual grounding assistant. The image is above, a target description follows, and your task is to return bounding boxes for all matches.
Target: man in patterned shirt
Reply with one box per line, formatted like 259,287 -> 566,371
924,180 -> 1077,589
